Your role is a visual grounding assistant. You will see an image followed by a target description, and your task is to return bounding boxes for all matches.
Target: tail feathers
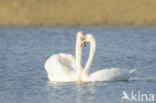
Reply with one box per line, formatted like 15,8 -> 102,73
129,69 -> 136,77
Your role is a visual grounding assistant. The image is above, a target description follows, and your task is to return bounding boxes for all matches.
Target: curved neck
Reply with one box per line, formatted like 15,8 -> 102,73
75,34 -> 83,73
83,35 -> 96,74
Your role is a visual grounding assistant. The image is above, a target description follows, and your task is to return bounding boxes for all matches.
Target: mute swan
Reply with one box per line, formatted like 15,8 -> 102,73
81,34 -> 136,82
44,32 -> 85,82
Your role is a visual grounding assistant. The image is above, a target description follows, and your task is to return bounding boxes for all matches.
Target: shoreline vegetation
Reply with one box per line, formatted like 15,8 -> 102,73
0,0 -> 156,26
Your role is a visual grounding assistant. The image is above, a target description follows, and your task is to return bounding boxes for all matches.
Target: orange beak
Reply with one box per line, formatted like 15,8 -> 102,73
81,39 -> 86,47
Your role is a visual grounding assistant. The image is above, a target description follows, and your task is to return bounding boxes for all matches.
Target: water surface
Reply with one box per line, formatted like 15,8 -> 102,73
0,27 -> 156,103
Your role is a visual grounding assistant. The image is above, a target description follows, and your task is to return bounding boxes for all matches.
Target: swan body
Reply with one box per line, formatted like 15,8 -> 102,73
81,34 -> 136,82
44,53 -> 76,82
88,68 -> 136,82
44,32 -> 83,82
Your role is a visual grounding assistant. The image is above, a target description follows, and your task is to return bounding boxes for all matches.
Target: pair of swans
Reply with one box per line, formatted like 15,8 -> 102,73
44,32 -> 136,82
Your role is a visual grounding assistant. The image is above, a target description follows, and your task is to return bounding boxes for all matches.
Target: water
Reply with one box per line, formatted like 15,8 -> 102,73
0,27 -> 156,103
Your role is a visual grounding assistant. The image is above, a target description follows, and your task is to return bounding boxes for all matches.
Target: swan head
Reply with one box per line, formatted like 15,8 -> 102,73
77,31 -> 86,47
80,34 -> 94,47
85,34 -> 94,41
83,34 -> 95,44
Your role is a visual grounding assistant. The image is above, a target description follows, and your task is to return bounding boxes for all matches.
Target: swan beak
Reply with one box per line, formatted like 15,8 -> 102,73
81,39 -> 86,47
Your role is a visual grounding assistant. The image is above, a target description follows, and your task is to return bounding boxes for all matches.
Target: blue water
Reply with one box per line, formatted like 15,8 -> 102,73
0,27 -> 156,103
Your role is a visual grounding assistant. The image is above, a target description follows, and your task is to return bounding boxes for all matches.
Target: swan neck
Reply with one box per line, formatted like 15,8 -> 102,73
75,34 -> 83,73
84,36 -> 96,74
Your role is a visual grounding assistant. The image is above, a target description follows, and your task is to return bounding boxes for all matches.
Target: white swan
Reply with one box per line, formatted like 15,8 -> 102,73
80,34 -> 136,82
44,32 -> 85,82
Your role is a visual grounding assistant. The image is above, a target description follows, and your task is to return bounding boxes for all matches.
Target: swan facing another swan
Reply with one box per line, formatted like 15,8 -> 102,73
44,32 -> 84,82
80,34 -> 136,82
44,32 -> 136,82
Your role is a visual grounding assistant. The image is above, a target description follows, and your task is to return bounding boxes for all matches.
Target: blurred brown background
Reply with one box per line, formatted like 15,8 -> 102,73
0,0 -> 156,26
